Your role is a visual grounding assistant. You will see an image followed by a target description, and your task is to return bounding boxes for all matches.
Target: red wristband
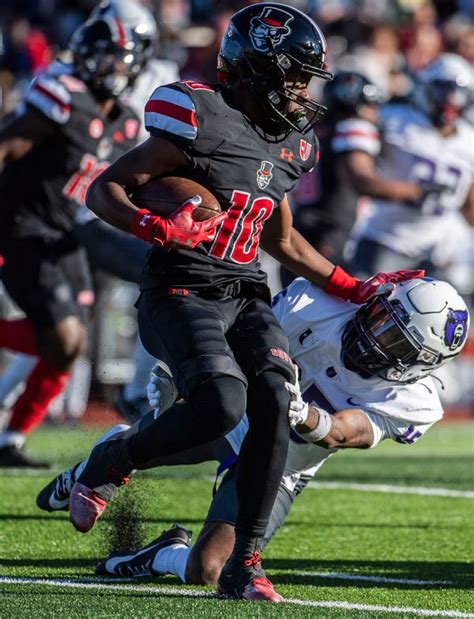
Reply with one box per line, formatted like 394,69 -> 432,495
132,208 -> 161,244
324,265 -> 359,301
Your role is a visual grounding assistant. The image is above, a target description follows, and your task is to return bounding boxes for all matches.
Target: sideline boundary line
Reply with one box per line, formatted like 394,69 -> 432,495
1,576 -> 473,618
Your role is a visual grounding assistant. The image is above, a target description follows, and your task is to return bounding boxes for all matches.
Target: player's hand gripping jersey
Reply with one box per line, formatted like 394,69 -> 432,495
0,70 -> 140,240
352,104 -> 474,257
142,81 -> 318,289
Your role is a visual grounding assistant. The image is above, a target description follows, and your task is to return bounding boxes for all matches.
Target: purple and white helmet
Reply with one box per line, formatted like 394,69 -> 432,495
342,278 -> 470,383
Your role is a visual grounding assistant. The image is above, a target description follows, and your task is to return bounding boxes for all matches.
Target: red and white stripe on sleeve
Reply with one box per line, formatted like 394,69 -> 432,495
144,86 -> 198,142
332,118 -> 381,157
26,74 -> 71,124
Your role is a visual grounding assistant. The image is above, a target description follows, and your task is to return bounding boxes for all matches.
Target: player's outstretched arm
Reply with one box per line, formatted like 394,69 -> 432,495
0,108 -> 55,173
261,195 -> 335,287
341,150 -> 423,202
296,406 -> 374,450
86,135 -> 186,233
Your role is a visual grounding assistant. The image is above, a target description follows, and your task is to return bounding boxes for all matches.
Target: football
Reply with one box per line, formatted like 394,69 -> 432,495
131,176 -> 221,222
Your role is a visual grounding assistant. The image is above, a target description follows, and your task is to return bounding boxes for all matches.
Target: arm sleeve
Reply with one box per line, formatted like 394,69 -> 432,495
332,118 -> 381,157
144,84 -> 198,144
364,409 -> 437,449
25,74 -> 71,124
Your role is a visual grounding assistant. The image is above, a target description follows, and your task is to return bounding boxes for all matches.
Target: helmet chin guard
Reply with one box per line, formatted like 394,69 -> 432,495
218,2 -> 333,134
342,278 -> 470,384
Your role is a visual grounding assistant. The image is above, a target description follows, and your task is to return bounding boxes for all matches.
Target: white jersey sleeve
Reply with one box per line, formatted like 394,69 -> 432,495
26,73 -> 72,124
365,409 -> 437,448
144,84 -> 197,143
332,118 -> 381,157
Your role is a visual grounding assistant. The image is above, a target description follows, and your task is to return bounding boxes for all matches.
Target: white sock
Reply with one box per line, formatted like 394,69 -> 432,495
0,430 -> 25,449
124,336 -> 156,403
0,354 -> 37,407
152,544 -> 192,583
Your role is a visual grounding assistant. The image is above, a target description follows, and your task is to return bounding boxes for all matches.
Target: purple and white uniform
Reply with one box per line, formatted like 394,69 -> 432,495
226,278 -> 443,491
350,104 -> 474,260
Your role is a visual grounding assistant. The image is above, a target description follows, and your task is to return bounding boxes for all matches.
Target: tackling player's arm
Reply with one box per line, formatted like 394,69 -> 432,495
0,108 -> 56,172
461,183 -> 474,226
295,406 -> 374,449
261,194 -> 335,287
340,150 -> 423,202
86,136 -> 186,233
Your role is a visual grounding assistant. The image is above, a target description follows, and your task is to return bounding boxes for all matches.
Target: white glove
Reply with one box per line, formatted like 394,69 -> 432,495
285,375 -> 309,428
146,365 -> 178,414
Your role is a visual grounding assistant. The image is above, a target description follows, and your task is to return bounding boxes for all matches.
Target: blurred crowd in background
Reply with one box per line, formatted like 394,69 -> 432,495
0,0 -> 472,422
1,0 -> 474,113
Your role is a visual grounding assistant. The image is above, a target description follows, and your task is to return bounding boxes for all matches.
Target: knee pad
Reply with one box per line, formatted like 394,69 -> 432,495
177,352 -> 247,400
193,376 -> 247,436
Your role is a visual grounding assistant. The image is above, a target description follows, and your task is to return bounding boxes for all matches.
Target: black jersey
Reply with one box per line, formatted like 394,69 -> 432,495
0,70 -> 140,240
141,80 -> 318,290
292,116 -> 381,262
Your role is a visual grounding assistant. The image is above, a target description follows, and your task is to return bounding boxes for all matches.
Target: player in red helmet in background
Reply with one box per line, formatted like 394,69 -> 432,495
0,18 -> 141,467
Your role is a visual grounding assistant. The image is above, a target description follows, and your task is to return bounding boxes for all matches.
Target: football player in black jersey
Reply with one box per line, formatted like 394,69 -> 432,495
0,18 -> 141,467
78,3 -> 423,602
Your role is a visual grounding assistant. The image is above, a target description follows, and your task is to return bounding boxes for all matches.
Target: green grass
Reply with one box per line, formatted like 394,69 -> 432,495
0,422 -> 473,617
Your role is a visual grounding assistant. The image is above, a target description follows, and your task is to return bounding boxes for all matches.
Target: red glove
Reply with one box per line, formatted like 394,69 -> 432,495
325,265 -> 425,304
132,196 -> 226,249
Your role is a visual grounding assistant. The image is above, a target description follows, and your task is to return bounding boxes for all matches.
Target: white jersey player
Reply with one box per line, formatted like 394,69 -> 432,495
37,276 -> 470,586
348,54 -> 474,278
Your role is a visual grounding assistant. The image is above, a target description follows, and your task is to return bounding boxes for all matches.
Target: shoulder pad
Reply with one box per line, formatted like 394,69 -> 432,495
333,118 -> 380,156
26,73 -> 72,124
144,83 -> 198,142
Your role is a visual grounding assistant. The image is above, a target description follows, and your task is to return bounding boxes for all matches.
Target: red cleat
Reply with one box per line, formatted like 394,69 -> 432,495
217,550 -> 283,602
69,482 -> 108,533
241,577 -> 283,602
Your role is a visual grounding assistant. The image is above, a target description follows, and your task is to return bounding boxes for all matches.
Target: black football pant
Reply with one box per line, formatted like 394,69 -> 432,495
127,287 -> 294,538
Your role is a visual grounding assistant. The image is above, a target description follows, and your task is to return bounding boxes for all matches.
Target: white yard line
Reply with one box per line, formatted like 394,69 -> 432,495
298,571 -> 453,586
307,481 -> 474,498
0,576 -> 473,618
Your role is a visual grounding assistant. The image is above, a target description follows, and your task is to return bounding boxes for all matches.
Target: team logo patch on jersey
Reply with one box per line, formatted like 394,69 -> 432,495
444,309 -> 468,351
249,7 -> 294,52
256,161 -> 274,189
299,139 -> 312,162
89,118 -> 104,139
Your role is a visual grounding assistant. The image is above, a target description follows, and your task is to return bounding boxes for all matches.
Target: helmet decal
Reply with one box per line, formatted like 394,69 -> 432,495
444,310 -> 469,351
256,160 -> 274,189
249,7 -> 294,52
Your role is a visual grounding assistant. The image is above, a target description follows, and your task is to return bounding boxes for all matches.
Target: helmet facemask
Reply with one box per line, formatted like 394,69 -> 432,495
71,19 -> 139,100
342,294 -> 440,383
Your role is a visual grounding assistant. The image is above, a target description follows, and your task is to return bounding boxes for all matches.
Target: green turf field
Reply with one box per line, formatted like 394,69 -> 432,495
0,422 -> 473,618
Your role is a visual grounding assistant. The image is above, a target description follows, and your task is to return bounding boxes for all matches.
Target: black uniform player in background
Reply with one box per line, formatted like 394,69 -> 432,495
76,3 -> 422,602
0,18 -> 140,466
286,71 -> 383,278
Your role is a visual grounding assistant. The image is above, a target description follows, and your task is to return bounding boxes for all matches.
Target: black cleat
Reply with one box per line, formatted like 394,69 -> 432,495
114,387 -> 150,424
217,550 -> 283,602
0,444 -> 51,469
95,523 -> 192,577
36,463 -> 80,512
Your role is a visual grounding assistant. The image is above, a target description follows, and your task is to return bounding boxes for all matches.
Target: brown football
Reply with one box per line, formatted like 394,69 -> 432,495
131,176 -> 221,222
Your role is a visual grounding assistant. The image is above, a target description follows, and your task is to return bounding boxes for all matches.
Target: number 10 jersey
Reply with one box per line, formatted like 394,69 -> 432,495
142,80 -> 318,290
